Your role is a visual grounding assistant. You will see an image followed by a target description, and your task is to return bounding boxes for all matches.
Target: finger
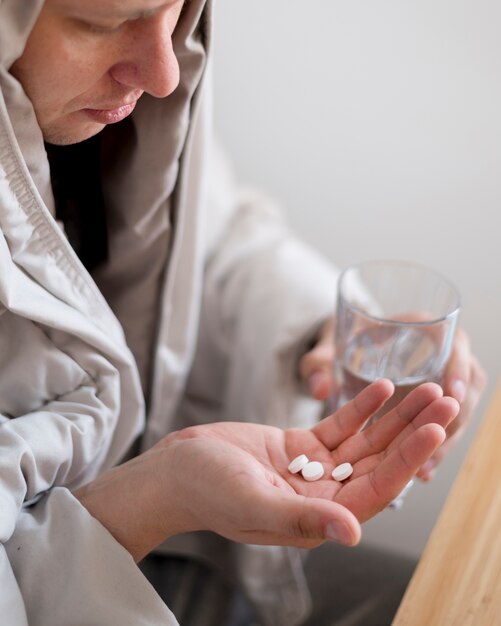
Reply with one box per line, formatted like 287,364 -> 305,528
311,379 -> 394,450
349,395 -> 458,478
417,356 -> 487,480
423,406 -> 474,472
418,431 -> 462,480
299,319 -> 335,400
384,395 -> 459,453
442,327 -> 471,404
445,356 -> 486,441
334,383 -> 453,463
242,487 -> 361,548
438,358 -> 483,435
337,423 -> 446,522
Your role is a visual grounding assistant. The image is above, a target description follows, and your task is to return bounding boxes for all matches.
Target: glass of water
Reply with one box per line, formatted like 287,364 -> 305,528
333,260 -> 460,505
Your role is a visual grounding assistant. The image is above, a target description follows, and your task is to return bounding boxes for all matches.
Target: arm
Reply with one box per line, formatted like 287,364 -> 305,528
5,488 -> 178,626
0,306 -> 143,543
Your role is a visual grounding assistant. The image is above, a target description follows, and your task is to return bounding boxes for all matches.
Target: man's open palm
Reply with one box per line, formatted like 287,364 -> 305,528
158,380 -> 458,548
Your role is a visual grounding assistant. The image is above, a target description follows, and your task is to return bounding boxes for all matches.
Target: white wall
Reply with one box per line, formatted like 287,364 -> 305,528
212,0 -> 501,558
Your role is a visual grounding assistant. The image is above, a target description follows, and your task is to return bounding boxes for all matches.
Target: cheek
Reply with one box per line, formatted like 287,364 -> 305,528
10,11 -> 118,137
42,44 -> 105,106
52,23 -> 111,90
20,38 -> 113,116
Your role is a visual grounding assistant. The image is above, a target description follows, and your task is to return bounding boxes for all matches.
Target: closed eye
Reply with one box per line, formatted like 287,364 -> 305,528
78,19 -> 127,35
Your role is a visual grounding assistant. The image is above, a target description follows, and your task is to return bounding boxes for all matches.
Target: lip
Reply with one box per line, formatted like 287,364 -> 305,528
82,100 -> 137,125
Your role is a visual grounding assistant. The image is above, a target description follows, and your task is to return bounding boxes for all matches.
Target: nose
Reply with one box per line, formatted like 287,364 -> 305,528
109,17 -> 180,98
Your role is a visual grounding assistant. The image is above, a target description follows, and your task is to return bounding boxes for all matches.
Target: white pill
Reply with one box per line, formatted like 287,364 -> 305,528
331,462 -> 353,482
288,454 -> 309,474
301,461 -> 325,482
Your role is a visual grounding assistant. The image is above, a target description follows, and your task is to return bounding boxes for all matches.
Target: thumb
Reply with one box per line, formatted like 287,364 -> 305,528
255,490 -> 361,548
299,318 -> 336,401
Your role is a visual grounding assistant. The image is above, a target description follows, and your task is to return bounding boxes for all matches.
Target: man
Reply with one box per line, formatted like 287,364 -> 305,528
0,1 -> 485,625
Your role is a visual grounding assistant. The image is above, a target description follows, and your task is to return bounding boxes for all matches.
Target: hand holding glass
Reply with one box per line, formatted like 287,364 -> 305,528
333,260 -> 460,506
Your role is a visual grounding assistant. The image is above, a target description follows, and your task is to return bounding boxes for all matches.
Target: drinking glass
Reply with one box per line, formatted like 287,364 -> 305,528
333,260 -> 460,506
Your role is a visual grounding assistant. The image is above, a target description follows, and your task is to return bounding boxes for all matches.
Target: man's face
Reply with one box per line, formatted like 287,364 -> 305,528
10,0 -> 185,145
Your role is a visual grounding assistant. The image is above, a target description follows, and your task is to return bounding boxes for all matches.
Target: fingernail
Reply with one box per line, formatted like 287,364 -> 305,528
450,379 -> 466,403
325,521 -> 352,545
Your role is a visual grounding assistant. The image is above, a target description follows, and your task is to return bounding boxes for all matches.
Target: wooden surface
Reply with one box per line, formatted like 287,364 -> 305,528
392,382 -> 501,626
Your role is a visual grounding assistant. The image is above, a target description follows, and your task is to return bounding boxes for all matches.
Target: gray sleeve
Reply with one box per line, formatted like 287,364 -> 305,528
0,309 -> 144,544
5,487 -> 179,626
181,142 -> 339,431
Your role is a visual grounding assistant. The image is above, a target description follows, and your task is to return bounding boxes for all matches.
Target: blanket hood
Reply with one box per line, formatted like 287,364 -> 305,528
0,0 -> 45,70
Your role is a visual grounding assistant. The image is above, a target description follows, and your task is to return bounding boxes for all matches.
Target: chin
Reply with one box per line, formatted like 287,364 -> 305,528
42,120 -> 105,146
